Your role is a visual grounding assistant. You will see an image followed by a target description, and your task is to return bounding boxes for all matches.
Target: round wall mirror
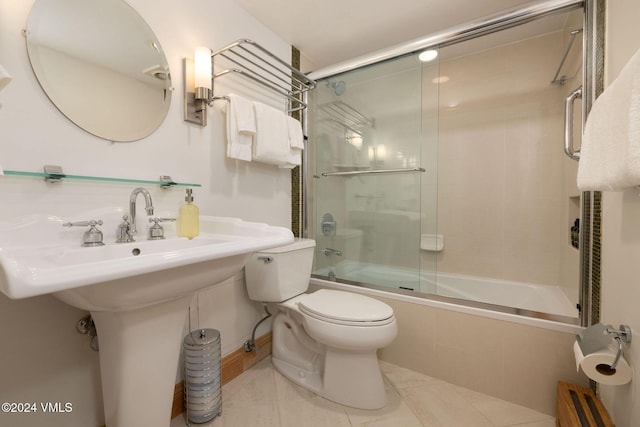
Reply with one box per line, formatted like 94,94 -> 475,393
25,0 -> 172,142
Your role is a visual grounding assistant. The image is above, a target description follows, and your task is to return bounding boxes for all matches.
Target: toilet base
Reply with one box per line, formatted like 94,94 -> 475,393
271,311 -> 388,410
272,348 -> 387,410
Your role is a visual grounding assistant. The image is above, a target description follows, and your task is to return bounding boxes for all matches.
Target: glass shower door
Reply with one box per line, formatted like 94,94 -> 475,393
308,54 -> 430,290
306,3 -> 586,322
429,10 -> 583,318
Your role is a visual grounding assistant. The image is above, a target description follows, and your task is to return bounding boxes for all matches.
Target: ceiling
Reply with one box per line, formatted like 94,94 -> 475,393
232,0 -> 549,72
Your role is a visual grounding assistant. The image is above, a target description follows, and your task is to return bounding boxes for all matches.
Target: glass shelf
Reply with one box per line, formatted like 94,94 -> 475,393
2,169 -> 201,188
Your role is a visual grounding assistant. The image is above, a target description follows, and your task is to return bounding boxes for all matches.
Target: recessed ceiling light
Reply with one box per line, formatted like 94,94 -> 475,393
418,49 -> 438,62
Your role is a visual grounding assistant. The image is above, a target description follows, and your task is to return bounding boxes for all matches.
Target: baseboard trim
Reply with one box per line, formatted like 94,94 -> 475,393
171,332 -> 272,419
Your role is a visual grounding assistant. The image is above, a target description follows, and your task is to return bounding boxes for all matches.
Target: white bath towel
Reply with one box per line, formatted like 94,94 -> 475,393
577,48 -> 640,191
225,94 -> 255,161
252,101 -> 290,166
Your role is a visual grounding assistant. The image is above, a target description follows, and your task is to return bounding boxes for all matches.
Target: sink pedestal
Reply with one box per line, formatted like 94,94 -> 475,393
91,295 -> 192,427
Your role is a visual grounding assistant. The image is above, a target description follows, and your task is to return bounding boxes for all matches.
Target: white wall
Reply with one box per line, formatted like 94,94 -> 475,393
599,0 -> 640,425
0,0 -> 293,425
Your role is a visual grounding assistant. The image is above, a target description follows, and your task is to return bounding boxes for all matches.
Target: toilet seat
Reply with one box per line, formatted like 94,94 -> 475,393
298,289 -> 395,326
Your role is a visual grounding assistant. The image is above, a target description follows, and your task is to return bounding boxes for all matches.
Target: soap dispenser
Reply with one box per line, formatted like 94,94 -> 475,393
178,188 -> 199,239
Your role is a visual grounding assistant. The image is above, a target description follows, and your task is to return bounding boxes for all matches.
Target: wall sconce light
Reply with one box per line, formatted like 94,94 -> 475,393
183,47 -> 212,126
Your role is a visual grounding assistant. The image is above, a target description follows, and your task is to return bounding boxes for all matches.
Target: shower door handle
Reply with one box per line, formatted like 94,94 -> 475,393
564,86 -> 582,161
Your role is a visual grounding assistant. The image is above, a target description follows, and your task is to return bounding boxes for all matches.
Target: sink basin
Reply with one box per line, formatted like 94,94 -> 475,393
0,207 -> 294,426
0,209 -> 293,310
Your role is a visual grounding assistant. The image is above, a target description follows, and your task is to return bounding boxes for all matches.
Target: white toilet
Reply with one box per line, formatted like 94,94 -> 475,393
245,238 -> 397,410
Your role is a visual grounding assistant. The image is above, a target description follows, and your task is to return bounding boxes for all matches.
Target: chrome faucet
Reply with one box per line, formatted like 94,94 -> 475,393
128,187 -> 154,235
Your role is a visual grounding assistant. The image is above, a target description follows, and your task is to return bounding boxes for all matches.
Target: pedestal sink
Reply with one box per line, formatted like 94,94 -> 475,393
0,208 -> 293,426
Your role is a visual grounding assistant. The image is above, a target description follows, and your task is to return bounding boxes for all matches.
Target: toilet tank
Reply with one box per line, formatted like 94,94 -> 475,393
245,238 -> 316,302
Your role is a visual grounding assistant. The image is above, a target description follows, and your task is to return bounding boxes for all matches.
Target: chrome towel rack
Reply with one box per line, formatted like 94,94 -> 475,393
210,39 -> 316,113
318,101 -> 375,135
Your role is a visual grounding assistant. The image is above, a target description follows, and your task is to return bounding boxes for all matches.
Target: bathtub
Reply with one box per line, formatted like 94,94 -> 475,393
313,261 -> 579,322
310,265 -> 584,415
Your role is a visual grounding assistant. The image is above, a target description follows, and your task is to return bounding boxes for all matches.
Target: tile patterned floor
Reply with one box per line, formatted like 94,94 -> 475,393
171,357 -> 555,427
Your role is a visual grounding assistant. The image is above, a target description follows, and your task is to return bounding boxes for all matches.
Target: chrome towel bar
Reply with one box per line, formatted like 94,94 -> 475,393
320,167 -> 426,177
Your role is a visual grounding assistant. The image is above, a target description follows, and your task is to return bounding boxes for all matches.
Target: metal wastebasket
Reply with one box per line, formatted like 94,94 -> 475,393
183,328 -> 222,424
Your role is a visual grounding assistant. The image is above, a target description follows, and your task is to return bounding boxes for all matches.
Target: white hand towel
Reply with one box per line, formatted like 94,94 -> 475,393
577,48 -> 640,191
278,116 -> 304,169
253,102 -> 290,166
287,116 -> 304,149
225,94 -> 255,161
232,94 -> 256,134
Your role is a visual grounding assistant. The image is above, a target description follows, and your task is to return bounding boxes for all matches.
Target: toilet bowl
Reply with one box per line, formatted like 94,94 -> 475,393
245,239 -> 397,410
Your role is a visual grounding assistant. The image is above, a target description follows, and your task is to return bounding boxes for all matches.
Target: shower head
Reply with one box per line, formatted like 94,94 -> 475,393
331,81 -> 346,96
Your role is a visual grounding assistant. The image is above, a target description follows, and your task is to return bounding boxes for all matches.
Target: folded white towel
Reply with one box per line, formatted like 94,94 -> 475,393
279,149 -> 302,169
287,116 -> 304,149
577,48 -> 640,191
225,94 -> 255,161
253,102 -> 290,166
232,94 -> 256,134
278,116 -> 304,169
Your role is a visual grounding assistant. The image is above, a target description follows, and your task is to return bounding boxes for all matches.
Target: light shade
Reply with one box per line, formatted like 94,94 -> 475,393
194,47 -> 212,89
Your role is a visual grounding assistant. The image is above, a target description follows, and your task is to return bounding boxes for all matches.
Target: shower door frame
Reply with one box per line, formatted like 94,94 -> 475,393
301,0 -> 603,326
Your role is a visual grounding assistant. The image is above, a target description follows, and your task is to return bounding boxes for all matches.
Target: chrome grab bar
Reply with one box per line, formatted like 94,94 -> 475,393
320,167 -> 425,177
564,86 -> 582,160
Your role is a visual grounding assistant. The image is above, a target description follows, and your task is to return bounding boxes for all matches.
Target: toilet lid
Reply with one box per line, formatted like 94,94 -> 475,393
298,289 -> 394,324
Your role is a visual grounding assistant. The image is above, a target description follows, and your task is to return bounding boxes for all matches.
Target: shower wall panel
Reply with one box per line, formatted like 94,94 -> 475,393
432,30 -> 578,288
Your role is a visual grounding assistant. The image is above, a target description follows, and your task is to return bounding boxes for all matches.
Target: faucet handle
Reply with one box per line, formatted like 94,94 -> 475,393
149,217 -> 176,223
63,220 -> 105,247
63,219 -> 103,228
147,217 -> 176,240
